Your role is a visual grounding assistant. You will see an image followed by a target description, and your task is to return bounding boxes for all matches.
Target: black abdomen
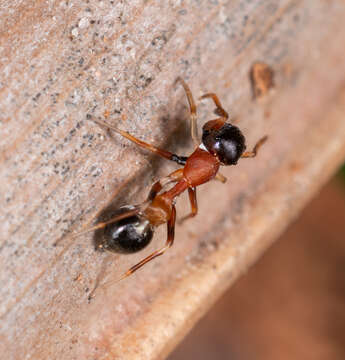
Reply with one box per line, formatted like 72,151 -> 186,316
102,207 -> 154,254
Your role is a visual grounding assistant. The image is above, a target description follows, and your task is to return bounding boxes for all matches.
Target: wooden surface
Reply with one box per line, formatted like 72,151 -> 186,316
170,178 -> 345,360
1,1 -> 345,359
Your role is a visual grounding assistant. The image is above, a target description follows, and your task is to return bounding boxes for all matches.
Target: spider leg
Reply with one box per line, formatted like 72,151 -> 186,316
179,187 -> 198,224
91,119 -> 187,166
214,173 -> 227,183
176,77 -> 199,148
199,92 -> 229,120
53,207 -> 141,247
241,135 -> 268,158
147,169 -> 184,201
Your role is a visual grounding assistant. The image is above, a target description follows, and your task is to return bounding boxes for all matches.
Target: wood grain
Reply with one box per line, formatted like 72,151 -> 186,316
1,1 -> 345,359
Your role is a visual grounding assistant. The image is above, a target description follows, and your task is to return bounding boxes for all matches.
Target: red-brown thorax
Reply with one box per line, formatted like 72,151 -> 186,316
143,148 -> 219,226
182,148 -> 220,186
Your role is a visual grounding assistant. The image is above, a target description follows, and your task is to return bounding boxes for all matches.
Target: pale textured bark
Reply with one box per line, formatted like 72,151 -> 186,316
1,1 -> 345,359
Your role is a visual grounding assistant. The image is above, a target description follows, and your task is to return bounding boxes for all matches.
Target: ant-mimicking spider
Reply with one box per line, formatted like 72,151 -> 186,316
73,77 -> 267,284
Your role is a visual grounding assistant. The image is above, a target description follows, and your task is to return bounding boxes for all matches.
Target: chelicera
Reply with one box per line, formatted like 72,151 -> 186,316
74,78 -> 267,282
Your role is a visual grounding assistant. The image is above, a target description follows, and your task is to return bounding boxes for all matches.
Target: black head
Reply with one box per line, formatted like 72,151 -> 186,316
102,207 -> 153,254
202,120 -> 246,165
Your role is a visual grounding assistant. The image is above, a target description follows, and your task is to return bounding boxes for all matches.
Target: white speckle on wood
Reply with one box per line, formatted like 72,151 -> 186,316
78,17 -> 89,29
71,28 -> 79,37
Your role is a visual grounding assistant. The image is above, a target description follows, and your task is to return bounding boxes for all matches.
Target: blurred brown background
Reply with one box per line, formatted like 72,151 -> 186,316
169,167 -> 345,360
